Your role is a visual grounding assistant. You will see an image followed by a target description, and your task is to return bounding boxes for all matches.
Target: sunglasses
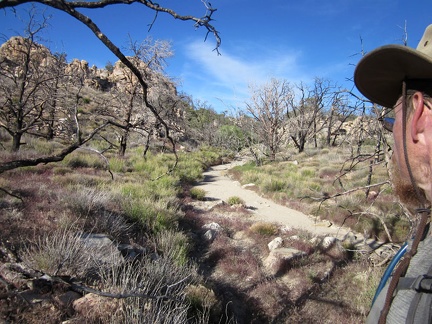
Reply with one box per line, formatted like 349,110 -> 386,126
378,99 -> 431,132
379,117 -> 394,132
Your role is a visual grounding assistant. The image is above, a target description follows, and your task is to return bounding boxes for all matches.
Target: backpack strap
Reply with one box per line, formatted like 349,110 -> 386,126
406,289 -> 432,324
407,261 -> 432,324
398,275 -> 432,292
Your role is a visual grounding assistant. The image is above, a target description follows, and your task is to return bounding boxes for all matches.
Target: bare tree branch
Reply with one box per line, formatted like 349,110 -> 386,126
0,121 -> 109,173
309,180 -> 391,201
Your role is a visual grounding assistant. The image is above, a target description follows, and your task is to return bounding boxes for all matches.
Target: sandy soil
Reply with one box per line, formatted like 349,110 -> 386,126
193,161 -> 359,241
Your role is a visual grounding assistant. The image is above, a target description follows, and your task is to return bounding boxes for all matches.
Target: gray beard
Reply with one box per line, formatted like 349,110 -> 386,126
392,169 -> 427,210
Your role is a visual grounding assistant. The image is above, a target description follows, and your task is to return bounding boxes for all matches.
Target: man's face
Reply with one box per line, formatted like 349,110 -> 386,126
391,96 -> 428,207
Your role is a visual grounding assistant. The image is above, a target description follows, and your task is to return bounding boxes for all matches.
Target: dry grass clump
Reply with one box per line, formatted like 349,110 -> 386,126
154,229 -> 191,265
64,186 -> 112,217
21,227 -> 122,278
291,261 -> 383,323
249,222 -> 278,236
53,170 -> 109,187
185,284 -> 220,321
91,211 -> 133,240
93,256 -> 206,324
190,187 -> 206,200
226,195 -> 245,206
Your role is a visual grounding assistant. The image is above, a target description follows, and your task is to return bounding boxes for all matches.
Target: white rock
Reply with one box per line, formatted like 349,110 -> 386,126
268,237 -> 283,251
321,236 -> 337,249
203,230 -> 218,242
202,222 -> 222,232
263,247 -> 307,273
242,183 -> 255,188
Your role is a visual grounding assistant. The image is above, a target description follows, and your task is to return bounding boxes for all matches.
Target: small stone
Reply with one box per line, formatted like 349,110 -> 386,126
202,222 -> 222,232
268,237 -> 283,251
321,236 -> 337,249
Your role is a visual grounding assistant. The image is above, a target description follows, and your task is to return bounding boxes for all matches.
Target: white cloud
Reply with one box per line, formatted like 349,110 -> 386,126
178,40 -> 308,111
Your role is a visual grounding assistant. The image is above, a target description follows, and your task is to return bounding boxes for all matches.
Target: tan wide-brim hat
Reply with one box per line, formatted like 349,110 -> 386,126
354,24 -> 432,108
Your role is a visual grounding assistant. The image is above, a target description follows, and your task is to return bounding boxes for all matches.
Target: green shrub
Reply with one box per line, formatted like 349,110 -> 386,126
155,229 -> 190,265
227,196 -> 245,206
119,179 -> 178,202
300,168 -> 316,178
122,198 -> 179,233
109,157 -> 127,173
52,166 -> 72,175
63,152 -> 105,169
176,158 -> 205,183
263,178 -> 286,193
190,188 -> 206,200
26,138 -> 62,155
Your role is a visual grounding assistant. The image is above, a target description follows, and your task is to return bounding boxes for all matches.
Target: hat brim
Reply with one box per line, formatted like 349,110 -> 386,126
354,45 -> 432,108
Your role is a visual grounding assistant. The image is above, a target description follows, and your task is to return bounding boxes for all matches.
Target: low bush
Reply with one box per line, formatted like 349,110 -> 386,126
64,186 -> 112,217
155,229 -> 190,265
91,211 -> 132,240
249,222 -> 278,236
262,177 -> 286,193
227,196 -> 245,206
63,152 -> 106,169
22,227 -> 122,279
190,187 -> 206,200
122,197 -> 180,233
90,253 -> 204,323
108,156 -> 127,173
26,137 -> 62,155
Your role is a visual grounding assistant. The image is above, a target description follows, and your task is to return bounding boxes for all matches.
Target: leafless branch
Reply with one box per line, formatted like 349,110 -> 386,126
77,147 -> 114,179
69,280 -> 184,303
301,180 -> 391,203
0,187 -> 24,202
0,121 -> 109,173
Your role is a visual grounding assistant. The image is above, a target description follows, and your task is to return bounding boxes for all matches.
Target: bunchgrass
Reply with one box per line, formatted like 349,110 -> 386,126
227,196 -> 245,206
25,137 -> 63,155
155,229 -> 190,265
249,222 -> 278,236
22,227 -> 122,278
108,156 -> 127,173
64,186 -> 112,217
190,187 -> 206,200
63,151 -> 106,169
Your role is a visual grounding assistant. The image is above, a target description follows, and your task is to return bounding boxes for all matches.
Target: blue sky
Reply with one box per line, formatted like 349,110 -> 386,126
1,0 -> 432,112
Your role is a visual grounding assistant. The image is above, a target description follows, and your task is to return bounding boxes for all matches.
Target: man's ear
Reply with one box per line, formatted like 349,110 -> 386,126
411,92 -> 428,141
